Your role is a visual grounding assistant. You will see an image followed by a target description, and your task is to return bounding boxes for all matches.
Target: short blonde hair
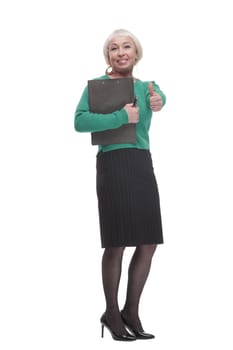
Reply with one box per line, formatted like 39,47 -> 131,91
103,29 -> 143,65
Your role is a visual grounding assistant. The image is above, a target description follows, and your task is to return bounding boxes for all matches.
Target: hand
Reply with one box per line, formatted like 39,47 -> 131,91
148,82 -> 163,112
124,103 -> 139,124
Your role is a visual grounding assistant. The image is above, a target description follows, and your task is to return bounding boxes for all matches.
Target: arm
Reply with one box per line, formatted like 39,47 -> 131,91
74,86 -> 129,132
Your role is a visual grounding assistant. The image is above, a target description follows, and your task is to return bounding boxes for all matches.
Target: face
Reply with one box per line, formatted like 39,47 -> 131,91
108,36 -> 137,75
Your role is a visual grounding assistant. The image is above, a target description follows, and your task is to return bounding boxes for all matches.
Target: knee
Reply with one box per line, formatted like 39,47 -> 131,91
103,246 -> 125,260
136,244 -> 157,257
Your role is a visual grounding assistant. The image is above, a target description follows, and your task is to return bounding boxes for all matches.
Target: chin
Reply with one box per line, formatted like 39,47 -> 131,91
117,66 -> 133,74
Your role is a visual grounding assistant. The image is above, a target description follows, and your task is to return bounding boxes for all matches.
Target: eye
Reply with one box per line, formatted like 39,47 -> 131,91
110,47 -> 117,51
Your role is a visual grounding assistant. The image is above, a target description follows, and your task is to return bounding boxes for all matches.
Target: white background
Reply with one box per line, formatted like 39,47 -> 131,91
0,0 -> 232,349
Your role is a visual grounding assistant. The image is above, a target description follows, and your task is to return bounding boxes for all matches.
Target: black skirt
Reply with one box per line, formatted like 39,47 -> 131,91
96,148 -> 163,248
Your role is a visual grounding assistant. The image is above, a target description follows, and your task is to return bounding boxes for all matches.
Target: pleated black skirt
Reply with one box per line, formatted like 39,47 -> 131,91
96,148 -> 163,248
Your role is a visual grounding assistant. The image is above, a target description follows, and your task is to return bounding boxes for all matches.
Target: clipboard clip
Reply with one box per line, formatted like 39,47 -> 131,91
132,96 -> 137,107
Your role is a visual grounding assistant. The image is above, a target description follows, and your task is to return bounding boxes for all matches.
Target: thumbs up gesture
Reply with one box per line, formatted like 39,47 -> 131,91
148,82 -> 163,112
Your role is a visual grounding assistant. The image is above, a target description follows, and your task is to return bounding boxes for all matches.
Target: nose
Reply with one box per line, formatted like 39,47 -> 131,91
118,47 -> 125,56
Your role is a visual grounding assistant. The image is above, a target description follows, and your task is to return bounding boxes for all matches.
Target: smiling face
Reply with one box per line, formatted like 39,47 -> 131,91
108,36 -> 137,76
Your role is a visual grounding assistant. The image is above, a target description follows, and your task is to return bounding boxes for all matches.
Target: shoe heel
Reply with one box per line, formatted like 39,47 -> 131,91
101,324 -> 104,338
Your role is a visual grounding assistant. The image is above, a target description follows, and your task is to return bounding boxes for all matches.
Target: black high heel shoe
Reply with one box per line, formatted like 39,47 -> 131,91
121,312 -> 155,340
100,314 -> 136,341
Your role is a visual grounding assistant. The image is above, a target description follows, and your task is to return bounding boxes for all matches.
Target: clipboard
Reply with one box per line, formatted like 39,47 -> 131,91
88,78 -> 136,145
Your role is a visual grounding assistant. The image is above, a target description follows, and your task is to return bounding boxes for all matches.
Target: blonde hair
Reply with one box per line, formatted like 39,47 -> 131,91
103,29 -> 143,65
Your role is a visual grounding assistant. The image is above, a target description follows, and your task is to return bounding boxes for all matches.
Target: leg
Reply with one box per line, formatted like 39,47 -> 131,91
101,246 -> 127,335
122,244 -> 157,331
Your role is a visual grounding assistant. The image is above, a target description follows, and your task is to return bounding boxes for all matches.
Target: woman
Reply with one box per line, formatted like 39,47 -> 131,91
74,29 -> 166,341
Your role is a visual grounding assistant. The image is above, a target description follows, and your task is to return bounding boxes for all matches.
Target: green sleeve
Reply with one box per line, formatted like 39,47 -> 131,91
74,86 -> 129,132
145,81 -> 166,107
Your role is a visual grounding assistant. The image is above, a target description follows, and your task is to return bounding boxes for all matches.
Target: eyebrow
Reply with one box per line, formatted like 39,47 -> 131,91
109,41 -> 132,46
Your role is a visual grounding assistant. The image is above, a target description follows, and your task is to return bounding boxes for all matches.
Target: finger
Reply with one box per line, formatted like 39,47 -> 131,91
154,95 -> 162,102
150,100 -> 162,108
148,82 -> 155,96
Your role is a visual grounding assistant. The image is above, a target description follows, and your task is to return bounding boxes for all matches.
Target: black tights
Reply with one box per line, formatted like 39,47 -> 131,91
102,244 -> 157,334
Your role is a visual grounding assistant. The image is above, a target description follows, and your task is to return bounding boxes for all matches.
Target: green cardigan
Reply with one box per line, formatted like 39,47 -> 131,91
74,75 -> 166,153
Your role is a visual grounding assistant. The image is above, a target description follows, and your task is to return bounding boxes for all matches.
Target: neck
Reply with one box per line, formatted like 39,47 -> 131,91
109,69 -> 133,79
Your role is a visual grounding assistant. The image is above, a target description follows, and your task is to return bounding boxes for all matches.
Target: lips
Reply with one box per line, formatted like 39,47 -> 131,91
117,59 -> 128,64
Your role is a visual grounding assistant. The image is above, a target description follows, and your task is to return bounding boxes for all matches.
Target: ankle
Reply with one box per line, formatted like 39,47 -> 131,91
121,307 -> 138,319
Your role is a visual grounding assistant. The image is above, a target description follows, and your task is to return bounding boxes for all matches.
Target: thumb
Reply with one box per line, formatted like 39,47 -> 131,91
148,82 -> 155,96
